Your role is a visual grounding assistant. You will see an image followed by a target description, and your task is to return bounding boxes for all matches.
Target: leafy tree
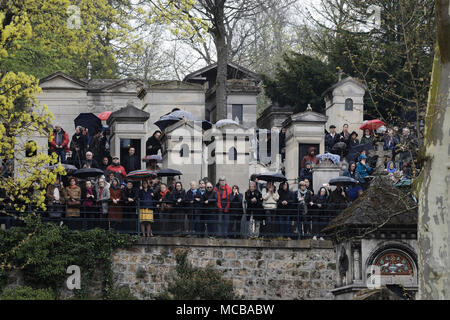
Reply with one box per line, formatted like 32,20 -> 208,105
156,250 -> 238,300
261,52 -> 337,113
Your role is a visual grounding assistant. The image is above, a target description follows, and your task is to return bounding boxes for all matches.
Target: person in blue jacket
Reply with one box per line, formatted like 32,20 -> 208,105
356,154 -> 373,189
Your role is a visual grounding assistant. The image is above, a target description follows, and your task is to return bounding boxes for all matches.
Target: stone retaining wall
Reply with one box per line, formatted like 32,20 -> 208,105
112,237 -> 337,300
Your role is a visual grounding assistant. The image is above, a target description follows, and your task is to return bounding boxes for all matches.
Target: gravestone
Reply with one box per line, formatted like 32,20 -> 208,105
283,107 -> 328,189
107,103 -> 150,170
313,159 -> 341,194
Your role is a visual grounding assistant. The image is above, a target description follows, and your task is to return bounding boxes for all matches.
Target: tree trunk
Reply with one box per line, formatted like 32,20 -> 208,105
417,0 -> 450,300
213,1 -> 228,121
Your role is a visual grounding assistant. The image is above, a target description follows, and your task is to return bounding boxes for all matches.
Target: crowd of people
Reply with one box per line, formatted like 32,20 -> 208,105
0,121 -> 419,239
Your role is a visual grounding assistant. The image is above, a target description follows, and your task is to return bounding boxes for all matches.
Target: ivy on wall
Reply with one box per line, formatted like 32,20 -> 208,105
0,215 -> 137,299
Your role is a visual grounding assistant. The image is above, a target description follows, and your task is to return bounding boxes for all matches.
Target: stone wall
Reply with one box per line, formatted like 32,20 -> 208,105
112,237 -> 336,300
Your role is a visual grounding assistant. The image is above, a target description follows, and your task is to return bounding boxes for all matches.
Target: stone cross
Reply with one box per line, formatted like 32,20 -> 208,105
368,141 -> 392,174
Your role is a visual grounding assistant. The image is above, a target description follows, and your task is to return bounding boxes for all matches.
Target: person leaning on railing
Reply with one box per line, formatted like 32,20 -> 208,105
109,177 -> 123,230
122,181 -> 138,234
170,181 -> 186,236
96,178 -> 110,230
201,182 -> 218,238
65,177 -> 81,230
277,181 -> 295,238
229,185 -> 243,239
154,183 -> 172,236
261,181 -> 279,238
139,180 -> 155,237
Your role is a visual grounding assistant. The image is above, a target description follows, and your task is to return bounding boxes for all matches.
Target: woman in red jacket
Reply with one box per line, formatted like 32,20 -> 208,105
50,125 -> 70,163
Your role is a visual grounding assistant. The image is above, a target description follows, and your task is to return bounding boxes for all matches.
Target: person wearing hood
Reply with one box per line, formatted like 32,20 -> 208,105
386,161 -> 397,174
300,147 -> 319,169
277,181 -> 295,237
109,177 -> 123,231
50,125 -> 70,163
356,154 -> 373,188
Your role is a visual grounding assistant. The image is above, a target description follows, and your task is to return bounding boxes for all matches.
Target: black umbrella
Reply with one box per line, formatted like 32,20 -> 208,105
255,172 -> 287,182
329,176 -> 359,186
154,114 -> 182,131
74,113 -> 102,136
157,168 -> 182,177
72,168 -> 104,179
346,143 -> 375,162
200,120 -> 212,131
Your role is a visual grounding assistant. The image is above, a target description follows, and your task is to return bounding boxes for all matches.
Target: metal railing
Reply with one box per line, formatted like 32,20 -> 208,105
0,201 -> 348,239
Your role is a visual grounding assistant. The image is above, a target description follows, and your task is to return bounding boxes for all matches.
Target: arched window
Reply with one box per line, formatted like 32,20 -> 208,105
179,144 -> 189,157
228,147 -> 237,161
345,98 -> 353,111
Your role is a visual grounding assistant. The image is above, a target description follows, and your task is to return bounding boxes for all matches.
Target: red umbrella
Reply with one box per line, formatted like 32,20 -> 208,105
97,111 -> 112,121
360,119 -> 385,131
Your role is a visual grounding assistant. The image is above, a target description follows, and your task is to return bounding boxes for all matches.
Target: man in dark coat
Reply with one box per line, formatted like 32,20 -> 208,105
122,147 -> 140,174
146,131 -> 162,156
70,126 -> 88,168
325,125 -> 340,153
202,182 -> 218,238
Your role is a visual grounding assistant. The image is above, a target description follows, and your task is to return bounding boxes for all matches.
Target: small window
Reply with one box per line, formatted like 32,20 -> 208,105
232,104 -> 243,124
345,98 -> 353,111
228,147 -> 237,161
180,144 -> 189,157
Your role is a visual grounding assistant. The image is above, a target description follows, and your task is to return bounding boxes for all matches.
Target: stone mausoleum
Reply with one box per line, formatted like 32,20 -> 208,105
35,64 -> 367,192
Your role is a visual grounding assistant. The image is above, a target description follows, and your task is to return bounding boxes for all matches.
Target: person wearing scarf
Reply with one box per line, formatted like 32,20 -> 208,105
155,183 -> 171,235
81,180 -> 97,228
109,178 -> 123,230
296,181 -> 313,237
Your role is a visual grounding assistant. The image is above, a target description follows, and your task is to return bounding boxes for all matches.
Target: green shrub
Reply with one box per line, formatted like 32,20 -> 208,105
1,286 -> 55,300
156,250 -> 239,300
